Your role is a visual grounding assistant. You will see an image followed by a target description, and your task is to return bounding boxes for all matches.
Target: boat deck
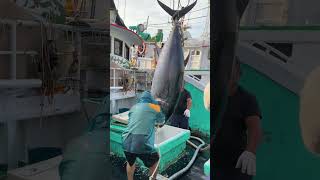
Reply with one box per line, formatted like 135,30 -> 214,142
110,136 -> 210,180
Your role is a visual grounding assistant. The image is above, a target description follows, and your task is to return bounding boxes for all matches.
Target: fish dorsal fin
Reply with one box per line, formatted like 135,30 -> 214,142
157,0 -> 197,21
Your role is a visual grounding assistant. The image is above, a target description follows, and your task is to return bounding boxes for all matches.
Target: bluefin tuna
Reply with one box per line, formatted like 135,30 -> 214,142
151,0 -> 197,119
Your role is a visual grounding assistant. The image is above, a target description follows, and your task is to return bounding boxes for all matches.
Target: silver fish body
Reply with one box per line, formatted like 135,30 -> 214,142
151,0 -> 197,119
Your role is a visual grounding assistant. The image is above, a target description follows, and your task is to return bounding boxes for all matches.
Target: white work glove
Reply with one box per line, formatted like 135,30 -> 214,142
203,82 -> 210,111
235,151 -> 256,176
184,109 -> 190,118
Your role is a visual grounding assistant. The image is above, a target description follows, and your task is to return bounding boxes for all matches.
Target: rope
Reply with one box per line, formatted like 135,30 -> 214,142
149,125 -> 161,180
38,19 -> 60,126
191,6 -> 209,13
149,16 -> 207,26
39,22 -> 46,127
149,148 -> 161,180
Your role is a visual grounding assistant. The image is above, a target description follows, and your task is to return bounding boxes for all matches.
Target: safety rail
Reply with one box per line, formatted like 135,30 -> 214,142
110,67 -> 153,93
110,67 -> 135,90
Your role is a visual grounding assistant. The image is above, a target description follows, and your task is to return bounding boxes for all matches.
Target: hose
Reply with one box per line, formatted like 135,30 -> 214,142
187,140 -> 210,151
167,136 -> 206,180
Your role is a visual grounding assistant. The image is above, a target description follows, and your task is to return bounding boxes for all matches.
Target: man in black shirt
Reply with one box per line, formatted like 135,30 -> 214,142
213,57 -> 262,180
170,86 -> 192,130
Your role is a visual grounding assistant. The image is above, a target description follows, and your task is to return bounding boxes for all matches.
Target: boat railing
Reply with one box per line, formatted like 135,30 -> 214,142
110,67 -> 135,91
184,69 -> 209,91
134,56 -> 156,70
185,69 -> 210,75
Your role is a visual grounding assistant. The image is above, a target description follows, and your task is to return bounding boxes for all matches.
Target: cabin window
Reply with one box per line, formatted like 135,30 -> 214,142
196,50 -> 201,56
125,44 -> 130,60
114,38 -> 123,56
265,42 -> 293,57
253,43 -> 267,52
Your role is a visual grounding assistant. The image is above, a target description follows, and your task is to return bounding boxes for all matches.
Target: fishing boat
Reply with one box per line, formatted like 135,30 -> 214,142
110,1 -> 153,115
0,0 -> 108,179
109,0 -> 210,179
233,0 -> 320,179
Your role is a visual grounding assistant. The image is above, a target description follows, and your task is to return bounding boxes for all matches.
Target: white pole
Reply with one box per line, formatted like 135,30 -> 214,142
113,69 -> 116,87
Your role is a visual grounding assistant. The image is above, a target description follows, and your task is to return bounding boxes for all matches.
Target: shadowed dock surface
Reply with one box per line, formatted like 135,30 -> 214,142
110,137 -> 210,180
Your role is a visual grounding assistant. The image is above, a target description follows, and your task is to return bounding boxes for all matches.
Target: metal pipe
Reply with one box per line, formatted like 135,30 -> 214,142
0,51 -> 38,55
113,69 -> 116,87
0,19 -> 108,33
0,79 -> 42,88
10,22 -> 16,79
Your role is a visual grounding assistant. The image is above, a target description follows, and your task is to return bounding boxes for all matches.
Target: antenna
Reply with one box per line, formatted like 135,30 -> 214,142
124,0 -> 127,21
146,16 -> 149,30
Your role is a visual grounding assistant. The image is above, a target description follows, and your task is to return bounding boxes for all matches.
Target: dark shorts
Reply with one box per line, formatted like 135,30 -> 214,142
170,114 -> 189,130
213,167 -> 252,180
124,151 -> 159,168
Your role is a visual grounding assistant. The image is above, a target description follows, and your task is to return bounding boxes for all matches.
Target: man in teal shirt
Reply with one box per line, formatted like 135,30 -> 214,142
122,91 -> 165,180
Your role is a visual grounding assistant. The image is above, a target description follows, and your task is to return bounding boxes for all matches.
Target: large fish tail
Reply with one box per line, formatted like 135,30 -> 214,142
157,0 -> 197,21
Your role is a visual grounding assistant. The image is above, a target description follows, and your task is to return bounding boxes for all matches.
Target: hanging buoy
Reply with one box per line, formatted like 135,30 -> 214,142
138,43 -> 146,56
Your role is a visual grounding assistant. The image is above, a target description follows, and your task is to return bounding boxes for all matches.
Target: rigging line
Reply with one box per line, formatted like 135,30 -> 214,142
190,6 -> 209,13
149,15 -> 207,25
148,20 -> 204,27
187,15 -> 207,20
148,22 -> 171,26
